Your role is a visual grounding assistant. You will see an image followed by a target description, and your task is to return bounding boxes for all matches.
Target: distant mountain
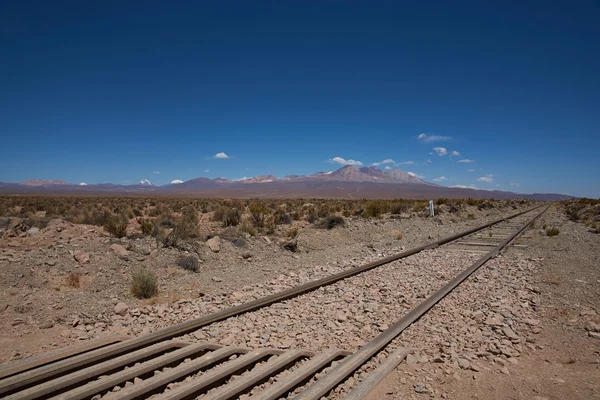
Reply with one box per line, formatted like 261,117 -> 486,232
0,166 -> 573,201
20,180 -> 69,187
244,175 -> 278,184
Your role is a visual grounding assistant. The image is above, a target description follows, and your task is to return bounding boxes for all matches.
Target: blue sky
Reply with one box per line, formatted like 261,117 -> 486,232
1,1 -> 599,197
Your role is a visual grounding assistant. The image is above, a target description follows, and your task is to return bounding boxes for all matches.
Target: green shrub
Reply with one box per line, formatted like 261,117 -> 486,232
546,227 -> 560,236
131,268 -> 158,299
176,256 -> 199,272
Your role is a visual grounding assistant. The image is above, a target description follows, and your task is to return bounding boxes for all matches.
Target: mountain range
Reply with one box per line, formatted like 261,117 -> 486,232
0,166 -> 571,201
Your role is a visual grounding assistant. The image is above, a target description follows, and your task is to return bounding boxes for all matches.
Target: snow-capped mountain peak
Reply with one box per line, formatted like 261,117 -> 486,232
170,179 -> 184,184
139,179 -> 152,186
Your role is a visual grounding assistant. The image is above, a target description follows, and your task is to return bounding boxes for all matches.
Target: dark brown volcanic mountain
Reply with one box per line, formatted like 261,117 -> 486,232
0,166 -> 572,201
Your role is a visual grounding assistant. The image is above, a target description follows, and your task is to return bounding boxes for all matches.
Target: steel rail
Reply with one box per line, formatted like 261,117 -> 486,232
0,204 -> 544,389
294,205 -> 550,400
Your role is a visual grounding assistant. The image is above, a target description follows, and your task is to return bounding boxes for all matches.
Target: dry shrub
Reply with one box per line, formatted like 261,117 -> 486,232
138,218 -> 153,235
176,256 -> 199,272
249,202 -> 270,228
396,232 -> 403,240
163,207 -> 199,247
239,221 -> 256,236
286,227 -> 299,238
131,268 -> 158,299
104,217 -> 128,238
66,273 -> 81,288
212,205 -> 242,227
546,227 -> 560,236
314,216 -> 345,229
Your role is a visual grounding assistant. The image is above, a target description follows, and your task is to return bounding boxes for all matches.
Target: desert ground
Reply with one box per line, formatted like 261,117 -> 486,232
0,196 -> 598,399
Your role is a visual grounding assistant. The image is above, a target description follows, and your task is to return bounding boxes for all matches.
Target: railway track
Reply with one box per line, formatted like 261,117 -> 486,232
0,204 -> 548,400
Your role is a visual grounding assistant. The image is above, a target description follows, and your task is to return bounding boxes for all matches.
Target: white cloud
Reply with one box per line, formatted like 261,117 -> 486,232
432,176 -> 447,182
384,166 -> 392,170
233,176 -> 251,181
510,182 -> 520,187
170,179 -> 184,184
372,158 -> 395,166
398,160 -> 415,165
417,133 -> 452,143
328,156 -> 363,166
450,151 -> 460,157
152,171 -> 160,174
204,169 -> 210,173
467,169 -> 475,172
426,159 -> 432,163
451,184 -> 478,189
214,152 -> 229,159
477,174 -> 494,183
433,147 -> 448,156
407,172 -> 426,179
458,159 -> 474,163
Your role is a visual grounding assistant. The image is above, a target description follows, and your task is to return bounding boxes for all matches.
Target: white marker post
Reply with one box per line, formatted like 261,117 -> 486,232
429,200 -> 435,217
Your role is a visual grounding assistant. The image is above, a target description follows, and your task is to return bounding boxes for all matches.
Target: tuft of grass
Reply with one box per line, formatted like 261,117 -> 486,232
163,207 -> 199,247
66,273 -> 81,288
104,218 -> 128,238
364,201 -> 385,218
396,232 -> 403,240
546,227 -> 560,236
176,256 -> 199,272
131,268 -> 158,299
286,227 -> 299,238
239,221 -> 256,237
138,218 -> 153,235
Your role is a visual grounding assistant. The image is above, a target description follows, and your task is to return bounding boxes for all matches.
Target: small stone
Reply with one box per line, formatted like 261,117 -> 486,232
406,353 -> 418,365
45,260 -> 57,266
27,227 -> 40,235
242,252 -> 252,260
114,302 -> 129,316
39,321 -> 54,329
414,383 -> 428,394
500,367 -> 510,375
457,358 -> 470,370
212,277 -> 222,282
110,244 -> 129,260
73,250 -> 90,264
502,327 -> 519,341
472,310 -> 485,321
589,332 -> 600,340
206,236 -> 221,253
